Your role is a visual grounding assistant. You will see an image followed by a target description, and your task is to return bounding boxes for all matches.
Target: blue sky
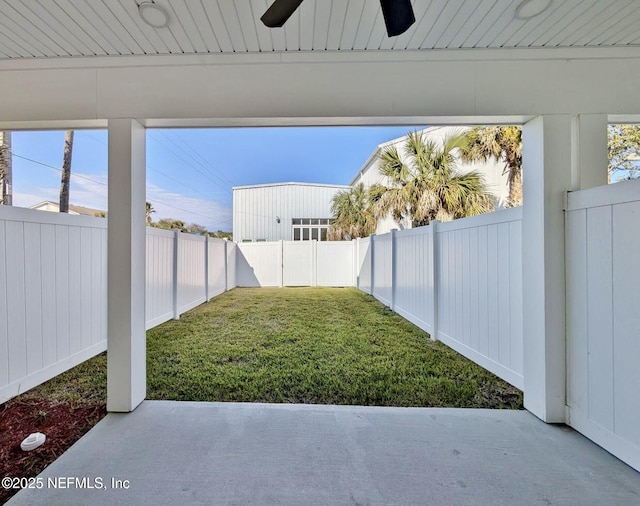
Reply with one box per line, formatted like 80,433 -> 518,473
10,126 -> 424,231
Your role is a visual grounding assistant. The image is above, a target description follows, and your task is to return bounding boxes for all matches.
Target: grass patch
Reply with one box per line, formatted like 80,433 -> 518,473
146,287 -> 522,408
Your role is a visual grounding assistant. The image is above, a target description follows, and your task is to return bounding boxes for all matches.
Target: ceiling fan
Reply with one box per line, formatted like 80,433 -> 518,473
261,0 -> 416,37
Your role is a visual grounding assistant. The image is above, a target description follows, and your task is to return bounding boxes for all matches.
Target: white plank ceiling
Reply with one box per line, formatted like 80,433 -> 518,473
0,0 -> 639,60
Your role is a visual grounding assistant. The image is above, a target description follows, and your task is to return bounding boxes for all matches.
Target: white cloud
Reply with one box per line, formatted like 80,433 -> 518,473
147,183 -> 232,231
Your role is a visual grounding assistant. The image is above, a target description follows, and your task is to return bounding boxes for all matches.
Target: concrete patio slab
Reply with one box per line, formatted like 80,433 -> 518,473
8,401 -> 640,506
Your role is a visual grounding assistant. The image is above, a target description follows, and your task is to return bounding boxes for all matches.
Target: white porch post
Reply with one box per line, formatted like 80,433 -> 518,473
522,115 -> 572,423
572,114 -> 609,190
107,119 -> 146,412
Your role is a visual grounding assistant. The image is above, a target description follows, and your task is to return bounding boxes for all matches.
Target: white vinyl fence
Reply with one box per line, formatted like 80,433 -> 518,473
356,208 -> 524,389
566,179 -> 640,471
236,240 -> 355,288
0,207 -> 233,403
0,207 -> 108,403
145,228 -> 232,330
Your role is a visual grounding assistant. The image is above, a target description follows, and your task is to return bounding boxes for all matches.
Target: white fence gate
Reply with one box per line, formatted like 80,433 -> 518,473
566,180 -> 640,471
236,241 -> 355,288
283,241 -> 314,286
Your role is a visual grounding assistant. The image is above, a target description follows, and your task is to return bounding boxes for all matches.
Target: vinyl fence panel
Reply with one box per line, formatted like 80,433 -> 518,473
356,237 -> 372,293
436,209 -> 523,389
0,207 -> 107,404
207,238 -> 227,299
176,233 -> 207,314
226,241 -> 237,289
371,233 -> 392,306
566,180 -> 640,472
316,241 -> 355,287
236,241 -> 281,287
394,226 -> 435,335
145,227 -> 175,329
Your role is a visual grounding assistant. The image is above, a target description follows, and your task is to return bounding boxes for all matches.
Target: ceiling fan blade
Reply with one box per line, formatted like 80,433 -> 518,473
380,0 -> 415,37
261,0 -> 305,28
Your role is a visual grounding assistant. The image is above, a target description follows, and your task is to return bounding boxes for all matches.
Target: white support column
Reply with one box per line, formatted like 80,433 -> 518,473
571,114 -> 609,190
107,119 -> 146,413
522,115 -> 572,423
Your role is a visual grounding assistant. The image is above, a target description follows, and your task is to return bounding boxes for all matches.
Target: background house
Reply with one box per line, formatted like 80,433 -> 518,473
30,200 -> 105,217
232,182 -> 349,242
351,126 -> 509,235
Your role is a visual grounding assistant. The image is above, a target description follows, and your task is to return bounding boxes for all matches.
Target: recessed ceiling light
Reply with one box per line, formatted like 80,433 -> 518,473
515,0 -> 552,20
138,2 -> 169,28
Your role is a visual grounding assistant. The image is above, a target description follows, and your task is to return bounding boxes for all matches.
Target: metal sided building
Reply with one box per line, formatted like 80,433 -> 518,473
232,182 -> 350,242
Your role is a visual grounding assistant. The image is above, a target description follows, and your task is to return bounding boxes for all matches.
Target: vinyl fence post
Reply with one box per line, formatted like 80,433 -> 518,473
391,229 -> 397,311
430,221 -> 438,341
278,240 -> 284,287
370,234 -> 375,296
354,239 -> 359,288
172,229 -> 180,320
311,239 -> 317,287
204,234 -> 210,301
223,240 -> 228,292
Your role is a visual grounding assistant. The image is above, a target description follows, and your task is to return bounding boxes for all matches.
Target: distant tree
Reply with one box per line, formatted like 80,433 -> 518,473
94,211 -> 107,218
459,126 -> 522,208
146,202 -> 156,225
59,130 -> 74,213
328,183 -> 377,240
608,124 -> 640,181
370,130 -> 494,226
185,223 -> 207,235
208,230 -> 233,240
0,131 -> 12,205
154,218 -> 186,231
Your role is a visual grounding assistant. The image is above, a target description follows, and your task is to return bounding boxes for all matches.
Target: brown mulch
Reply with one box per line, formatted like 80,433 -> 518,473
0,399 -> 106,504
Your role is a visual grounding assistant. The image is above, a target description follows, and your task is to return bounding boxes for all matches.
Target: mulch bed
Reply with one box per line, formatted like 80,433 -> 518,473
0,399 -> 105,504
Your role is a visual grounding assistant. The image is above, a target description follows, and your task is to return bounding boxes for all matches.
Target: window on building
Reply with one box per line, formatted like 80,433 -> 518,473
292,218 -> 330,241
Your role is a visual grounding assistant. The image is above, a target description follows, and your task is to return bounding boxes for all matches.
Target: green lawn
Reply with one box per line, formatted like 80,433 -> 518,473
147,287 -> 522,408
20,287 -> 523,409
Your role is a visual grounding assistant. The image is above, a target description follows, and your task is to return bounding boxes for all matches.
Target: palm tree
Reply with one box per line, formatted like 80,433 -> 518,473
370,130 -> 494,227
459,126 -> 522,207
146,201 -> 155,225
0,131 -> 12,205
59,130 -> 74,213
328,183 -> 377,240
